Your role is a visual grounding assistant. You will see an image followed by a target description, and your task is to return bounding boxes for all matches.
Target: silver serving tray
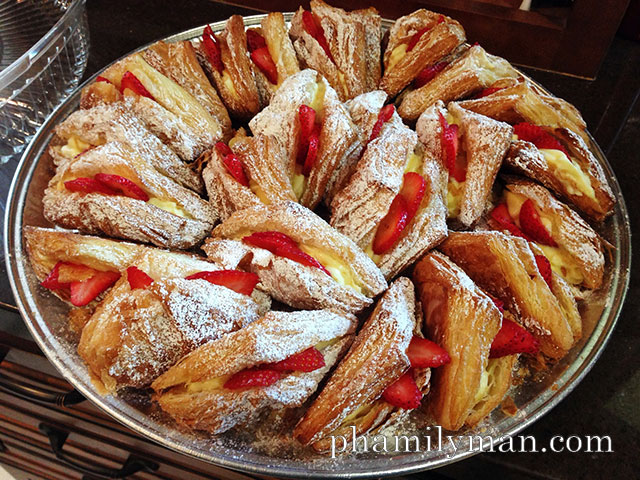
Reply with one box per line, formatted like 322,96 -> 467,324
4,13 -> 632,478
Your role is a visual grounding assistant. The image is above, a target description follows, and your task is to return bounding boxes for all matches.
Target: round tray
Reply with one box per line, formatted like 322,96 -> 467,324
4,13 -> 632,479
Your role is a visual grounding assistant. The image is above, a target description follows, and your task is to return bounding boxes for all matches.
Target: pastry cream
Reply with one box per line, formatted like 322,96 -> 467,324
291,170 -> 307,200
539,148 -> 596,200
60,136 -> 93,158
446,178 -> 464,218
221,69 -> 240,100
148,197 -> 190,218
299,245 -> 363,293
388,44 -> 408,70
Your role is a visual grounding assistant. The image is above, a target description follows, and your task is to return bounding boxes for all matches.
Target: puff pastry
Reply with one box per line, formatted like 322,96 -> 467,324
413,251 -> 514,430
152,309 -> 356,434
380,9 -> 466,98
398,45 -> 520,121
439,231 -> 576,359
43,141 -> 216,249
417,101 -> 512,227
203,201 -> 387,314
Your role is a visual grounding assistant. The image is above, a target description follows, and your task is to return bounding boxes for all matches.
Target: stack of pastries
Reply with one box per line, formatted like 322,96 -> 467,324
26,0 -> 615,455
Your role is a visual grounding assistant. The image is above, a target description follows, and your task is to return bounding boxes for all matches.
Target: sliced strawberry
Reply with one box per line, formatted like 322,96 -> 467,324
222,154 -> 250,187
413,62 -> 448,89
58,263 -> 97,283
399,172 -> 426,221
95,76 -> 112,84
214,141 -> 233,157
533,134 -> 569,154
246,29 -> 267,52
127,266 -> 153,289
473,86 -> 505,99
224,367 -> 281,390
488,294 -> 505,313
382,371 -> 422,409
120,71 -> 154,101
64,177 -> 119,196
185,270 -> 259,296
438,112 -> 466,182
372,195 -> 409,255
268,347 -> 325,372
251,47 -> 278,85
369,104 -> 395,142
94,173 -> 149,201
302,123 -> 321,176
489,203 -> 530,240
202,25 -> 223,73
242,232 -> 331,276
407,336 -> 450,368
513,122 -> 568,156
490,318 -> 539,358
302,10 -> 334,61
407,26 -> 431,52
519,199 -> 557,246
534,254 -> 553,289
69,271 -> 120,307
297,105 -> 317,165
41,262 -> 70,290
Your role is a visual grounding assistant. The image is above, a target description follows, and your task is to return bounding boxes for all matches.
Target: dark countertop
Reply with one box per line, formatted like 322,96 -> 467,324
0,1 -> 638,478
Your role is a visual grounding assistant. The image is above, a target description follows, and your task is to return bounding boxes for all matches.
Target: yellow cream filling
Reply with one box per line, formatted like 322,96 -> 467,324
60,136 -> 92,158
147,197 -> 190,218
291,170 -> 307,200
299,245 -> 363,293
388,44 -> 408,70
308,81 -> 326,115
539,148 -> 596,200
221,69 -> 239,100
446,177 -> 464,218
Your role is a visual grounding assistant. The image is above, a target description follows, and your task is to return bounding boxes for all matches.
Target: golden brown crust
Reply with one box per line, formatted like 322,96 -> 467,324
438,231 -> 575,359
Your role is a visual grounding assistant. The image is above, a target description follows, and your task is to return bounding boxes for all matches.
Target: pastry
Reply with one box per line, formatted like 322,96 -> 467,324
380,9 -> 466,98
439,231 -> 578,359
249,69 -> 360,210
416,101 -> 512,227
294,277 -> 449,450
47,102 -> 203,193
488,176 -> 605,289
413,251 -> 534,430
289,0 -> 382,101
43,141 -> 216,249
330,102 -> 448,279
397,44 -> 520,121
152,309 -> 356,434
202,201 -> 387,314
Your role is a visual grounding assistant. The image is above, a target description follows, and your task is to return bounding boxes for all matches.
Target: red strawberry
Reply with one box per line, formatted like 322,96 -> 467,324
95,76 -> 112,84
245,29 -> 267,52
277,243 -> 331,276
69,271 -> 120,307
438,112 -> 466,182
369,104 -> 395,142
399,172 -> 426,220
185,270 -> 260,296
407,336 -> 450,368
40,262 -> 70,290
214,141 -> 233,157
407,26 -> 431,51
489,203 -> 530,240
519,199 -> 557,246
438,15 -> 445,23
372,195 -> 409,255
222,153 -> 250,187
302,10 -> 334,61
302,124 -> 321,176
64,177 -> 118,196
488,294 -> 505,313
251,47 -> 278,85
513,122 -> 568,156
120,71 -> 154,100
94,173 -> 149,201
489,318 -> 539,358
533,134 -> 569,155
534,254 -> 553,289
473,86 -> 505,99
127,266 -> 153,289
382,371 -> 422,409
224,367 -> 281,390
57,263 -> 97,283
202,25 -> 223,73
413,62 -> 448,89
297,105 -> 317,165
268,347 -> 325,372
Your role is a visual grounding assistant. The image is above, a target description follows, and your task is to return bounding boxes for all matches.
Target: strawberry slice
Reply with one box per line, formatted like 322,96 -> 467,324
399,172 -> 426,220
202,25 -> 223,73
120,71 -> 155,101
302,124 -> 321,176
413,61 -> 448,89
93,173 -> 149,201
297,105 -> 317,165
251,47 -> 278,85
41,262 -> 71,290
64,177 -> 118,196
513,122 -> 568,156
302,10 -> 334,61
127,266 -> 153,289
185,270 -> 259,296
407,336 -> 450,368
519,199 -> 557,246
372,195 -> 409,255
369,104 -> 395,142
407,26 -> 431,52
214,141 -> 233,157
438,112 -> 466,182
69,271 -> 120,307
268,347 -> 325,372
224,367 -> 281,390
473,86 -> 505,99
222,154 -> 250,187
246,29 -> 267,52
534,254 -> 553,289
58,263 -> 97,283
490,318 -> 539,358
242,232 -> 331,276
488,294 -> 505,313
95,76 -> 112,84
382,371 -> 422,409
489,203 -> 530,240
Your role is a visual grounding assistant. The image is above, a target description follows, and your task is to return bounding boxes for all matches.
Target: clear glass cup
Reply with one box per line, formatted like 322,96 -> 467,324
0,0 -> 89,163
